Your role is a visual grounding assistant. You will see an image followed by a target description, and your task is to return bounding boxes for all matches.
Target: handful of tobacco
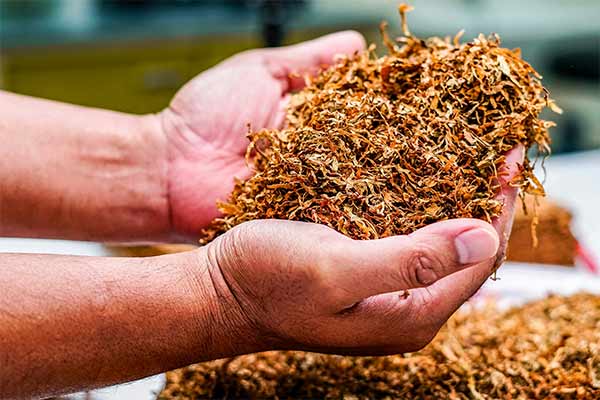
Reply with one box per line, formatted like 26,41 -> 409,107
200,5 -> 559,244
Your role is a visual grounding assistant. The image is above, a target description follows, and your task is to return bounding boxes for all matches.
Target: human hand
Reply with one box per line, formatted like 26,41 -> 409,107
194,148 -> 522,355
159,32 -> 366,241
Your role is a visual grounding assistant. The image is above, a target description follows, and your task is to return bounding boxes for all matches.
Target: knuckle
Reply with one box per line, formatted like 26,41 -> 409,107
404,247 -> 445,287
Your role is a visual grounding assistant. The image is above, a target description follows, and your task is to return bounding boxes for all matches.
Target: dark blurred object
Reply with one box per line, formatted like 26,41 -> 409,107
0,0 -> 53,18
260,0 -> 307,47
559,115 -> 584,154
261,0 -> 286,47
540,35 -> 600,154
97,0 -> 307,47
549,36 -> 600,82
99,0 -> 255,12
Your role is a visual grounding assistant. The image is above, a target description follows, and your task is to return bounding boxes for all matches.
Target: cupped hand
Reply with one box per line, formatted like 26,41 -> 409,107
160,32 -> 366,241
195,147 -> 523,355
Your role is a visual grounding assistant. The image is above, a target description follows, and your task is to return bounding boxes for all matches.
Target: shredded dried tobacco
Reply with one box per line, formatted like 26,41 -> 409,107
158,293 -> 600,399
200,5 -> 560,243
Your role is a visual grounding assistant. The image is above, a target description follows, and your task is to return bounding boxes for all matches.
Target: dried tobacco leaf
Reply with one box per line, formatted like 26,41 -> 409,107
158,293 -> 600,399
200,5 -> 559,244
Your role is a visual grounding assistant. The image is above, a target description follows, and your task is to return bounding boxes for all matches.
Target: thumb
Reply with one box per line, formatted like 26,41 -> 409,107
264,30 -> 366,91
323,219 -> 499,308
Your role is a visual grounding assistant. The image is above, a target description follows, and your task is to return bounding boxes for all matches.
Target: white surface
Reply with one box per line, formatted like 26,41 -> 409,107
89,375 -> 165,400
0,238 -> 113,256
541,150 -> 600,262
60,375 -> 165,400
478,261 -> 600,308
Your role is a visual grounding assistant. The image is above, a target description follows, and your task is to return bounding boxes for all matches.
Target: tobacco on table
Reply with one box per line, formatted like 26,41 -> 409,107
158,293 -> 600,399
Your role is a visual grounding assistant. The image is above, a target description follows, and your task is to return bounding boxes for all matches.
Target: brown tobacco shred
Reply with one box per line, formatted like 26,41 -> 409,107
199,6 -> 560,244
158,293 -> 600,399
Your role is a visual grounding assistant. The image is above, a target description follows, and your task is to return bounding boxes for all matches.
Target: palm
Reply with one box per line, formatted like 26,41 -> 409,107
160,32 -> 366,240
163,62 -> 286,238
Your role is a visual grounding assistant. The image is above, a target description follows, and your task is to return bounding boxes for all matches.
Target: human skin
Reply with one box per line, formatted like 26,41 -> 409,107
0,31 -> 519,399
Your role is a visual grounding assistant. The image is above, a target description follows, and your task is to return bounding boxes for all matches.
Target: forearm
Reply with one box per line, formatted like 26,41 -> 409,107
0,91 -> 169,242
0,249 -> 257,399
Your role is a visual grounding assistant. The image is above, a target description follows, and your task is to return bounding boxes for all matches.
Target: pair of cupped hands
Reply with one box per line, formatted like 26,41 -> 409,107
160,31 -> 521,355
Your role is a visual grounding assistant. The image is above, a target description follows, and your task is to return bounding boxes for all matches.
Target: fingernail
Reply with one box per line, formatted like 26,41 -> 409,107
455,228 -> 499,264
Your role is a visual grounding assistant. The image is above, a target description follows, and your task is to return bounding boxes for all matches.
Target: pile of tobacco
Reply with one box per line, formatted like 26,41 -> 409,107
200,5 -> 559,243
158,293 -> 600,399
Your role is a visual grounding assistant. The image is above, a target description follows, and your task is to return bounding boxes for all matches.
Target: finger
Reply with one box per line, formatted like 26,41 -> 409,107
416,145 -> 525,322
332,146 -> 527,346
323,218 -> 499,309
265,30 -> 366,91
492,145 -> 525,265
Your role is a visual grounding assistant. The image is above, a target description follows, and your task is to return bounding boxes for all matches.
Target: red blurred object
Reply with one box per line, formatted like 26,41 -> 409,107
576,242 -> 599,274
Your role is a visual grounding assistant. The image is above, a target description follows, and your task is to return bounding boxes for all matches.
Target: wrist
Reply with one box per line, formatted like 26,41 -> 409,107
179,245 -> 267,359
131,113 -> 172,242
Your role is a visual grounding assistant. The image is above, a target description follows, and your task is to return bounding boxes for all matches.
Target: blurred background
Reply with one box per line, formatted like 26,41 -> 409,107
1,0 -> 598,153
1,2 -> 599,398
